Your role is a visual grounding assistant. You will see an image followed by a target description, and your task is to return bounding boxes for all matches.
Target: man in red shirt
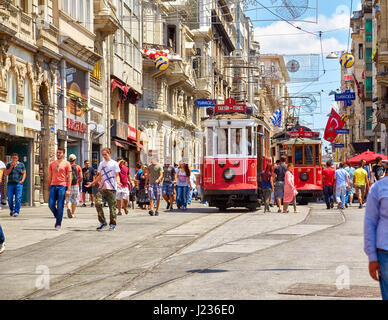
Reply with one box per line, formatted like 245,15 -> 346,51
322,160 -> 335,209
47,148 -> 72,230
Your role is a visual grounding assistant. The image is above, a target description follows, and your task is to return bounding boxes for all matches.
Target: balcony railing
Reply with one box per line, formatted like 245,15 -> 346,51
0,4 -> 35,44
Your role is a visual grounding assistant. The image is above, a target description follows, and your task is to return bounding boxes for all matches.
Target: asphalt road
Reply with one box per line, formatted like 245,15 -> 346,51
0,201 -> 381,300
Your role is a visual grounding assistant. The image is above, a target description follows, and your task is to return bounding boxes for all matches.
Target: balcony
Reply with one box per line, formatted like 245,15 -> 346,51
0,3 -> 35,47
93,0 -> 120,37
377,109 -> 388,125
36,24 -> 60,59
0,102 -> 40,137
195,78 -> 211,98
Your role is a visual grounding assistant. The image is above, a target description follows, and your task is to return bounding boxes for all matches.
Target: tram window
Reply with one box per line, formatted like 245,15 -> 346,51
304,145 -> 313,165
295,146 -> 303,165
216,128 -> 228,155
231,128 -> 244,155
247,127 -> 253,155
315,144 -> 320,165
206,128 -> 213,156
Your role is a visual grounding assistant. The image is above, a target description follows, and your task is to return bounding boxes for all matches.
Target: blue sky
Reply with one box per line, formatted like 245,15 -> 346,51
246,0 -> 361,149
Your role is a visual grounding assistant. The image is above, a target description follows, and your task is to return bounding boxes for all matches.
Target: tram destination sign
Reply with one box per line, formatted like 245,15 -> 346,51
286,131 -> 318,138
215,105 -> 246,113
196,99 -> 217,107
334,92 -> 356,101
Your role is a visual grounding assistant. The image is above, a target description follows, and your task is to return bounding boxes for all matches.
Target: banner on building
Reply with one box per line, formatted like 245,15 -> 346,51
65,64 -> 87,118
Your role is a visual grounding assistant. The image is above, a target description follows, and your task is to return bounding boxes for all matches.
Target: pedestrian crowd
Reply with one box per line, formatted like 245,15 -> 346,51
0,148 -> 202,254
259,156 -> 299,214
322,157 -> 386,210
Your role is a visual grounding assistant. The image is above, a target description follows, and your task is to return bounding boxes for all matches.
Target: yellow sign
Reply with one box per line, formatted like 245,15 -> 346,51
372,39 -> 378,60
15,105 -> 24,137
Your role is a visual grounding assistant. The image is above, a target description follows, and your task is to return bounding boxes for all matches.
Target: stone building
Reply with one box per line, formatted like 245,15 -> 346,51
373,0 -> 388,154
139,0 -> 207,169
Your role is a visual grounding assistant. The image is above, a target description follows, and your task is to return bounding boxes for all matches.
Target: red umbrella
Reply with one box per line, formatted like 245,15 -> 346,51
347,151 -> 388,165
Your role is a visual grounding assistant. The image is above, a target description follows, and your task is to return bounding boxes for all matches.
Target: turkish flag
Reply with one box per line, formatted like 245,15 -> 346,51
324,108 -> 345,142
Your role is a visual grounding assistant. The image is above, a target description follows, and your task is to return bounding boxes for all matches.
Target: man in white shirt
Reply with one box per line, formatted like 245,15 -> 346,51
86,148 -> 121,231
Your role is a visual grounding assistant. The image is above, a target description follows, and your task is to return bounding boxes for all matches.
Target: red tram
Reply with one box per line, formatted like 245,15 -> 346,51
200,98 -> 271,211
272,126 -> 323,204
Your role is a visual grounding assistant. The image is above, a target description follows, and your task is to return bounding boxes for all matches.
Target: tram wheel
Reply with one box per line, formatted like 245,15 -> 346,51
218,207 -> 227,212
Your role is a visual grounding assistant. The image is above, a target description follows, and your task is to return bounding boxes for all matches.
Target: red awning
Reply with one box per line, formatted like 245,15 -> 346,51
114,140 -> 125,148
111,78 -> 138,104
136,142 -> 144,149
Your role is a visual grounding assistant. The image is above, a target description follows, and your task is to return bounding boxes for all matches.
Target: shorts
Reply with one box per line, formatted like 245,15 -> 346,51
66,185 -> 80,205
148,183 -> 162,201
347,186 -> 355,196
162,183 -> 174,195
82,185 -> 93,194
274,181 -> 285,199
116,186 -> 129,200
355,185 -> 366,198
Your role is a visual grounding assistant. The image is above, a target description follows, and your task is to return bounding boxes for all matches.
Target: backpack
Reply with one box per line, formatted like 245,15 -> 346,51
71,165 -> 79,185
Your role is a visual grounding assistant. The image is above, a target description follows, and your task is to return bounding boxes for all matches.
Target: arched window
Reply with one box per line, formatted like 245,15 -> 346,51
6,72 -> 17,104
23,79 -> 32,109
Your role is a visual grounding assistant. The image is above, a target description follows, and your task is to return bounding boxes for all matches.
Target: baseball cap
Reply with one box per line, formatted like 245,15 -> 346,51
68,154 -> 76,161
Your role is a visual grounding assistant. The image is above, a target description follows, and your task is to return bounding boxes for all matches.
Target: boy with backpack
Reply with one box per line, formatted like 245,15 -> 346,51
66,154 -> 83,218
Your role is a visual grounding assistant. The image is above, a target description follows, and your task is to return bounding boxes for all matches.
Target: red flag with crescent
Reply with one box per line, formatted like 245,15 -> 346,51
324,108 -> 346,142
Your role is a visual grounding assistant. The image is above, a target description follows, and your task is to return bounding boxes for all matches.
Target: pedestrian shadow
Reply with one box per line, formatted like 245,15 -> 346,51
187,269 -> 228,274
66,228 -> 96,232
22,228 -> 58,231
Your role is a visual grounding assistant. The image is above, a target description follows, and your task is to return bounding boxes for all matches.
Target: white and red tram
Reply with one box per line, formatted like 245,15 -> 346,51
200,98 -> 271,211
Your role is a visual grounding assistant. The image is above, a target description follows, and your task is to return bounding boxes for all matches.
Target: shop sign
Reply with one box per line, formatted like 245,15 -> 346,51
127,125 -> 137,141
336,129 -> 349,134
67,118 -> 87,134
57,129 -> 68,140
111,119 -> 127,140
15,105 -> 24,137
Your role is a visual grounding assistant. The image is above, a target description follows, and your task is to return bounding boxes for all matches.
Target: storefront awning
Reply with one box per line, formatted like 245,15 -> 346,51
111,78 -> 139,104
114,140 -> 125,148
114,139 -> 139,149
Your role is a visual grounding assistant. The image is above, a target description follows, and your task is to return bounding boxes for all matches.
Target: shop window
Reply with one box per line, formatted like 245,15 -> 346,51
23,79 -> 32,109
6,72 -> 17,104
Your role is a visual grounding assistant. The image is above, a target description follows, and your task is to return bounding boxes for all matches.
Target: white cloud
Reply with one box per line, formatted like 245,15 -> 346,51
254,5 -> 350,55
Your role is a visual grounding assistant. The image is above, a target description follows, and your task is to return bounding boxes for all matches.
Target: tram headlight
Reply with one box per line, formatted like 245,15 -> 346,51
223,168 -> 235,181
300,172 -> 309,181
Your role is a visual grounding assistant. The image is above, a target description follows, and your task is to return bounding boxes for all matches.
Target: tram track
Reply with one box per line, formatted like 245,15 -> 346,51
19,211 -> 246,300
19,205 -> 345,300
109,206 -> 346,300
